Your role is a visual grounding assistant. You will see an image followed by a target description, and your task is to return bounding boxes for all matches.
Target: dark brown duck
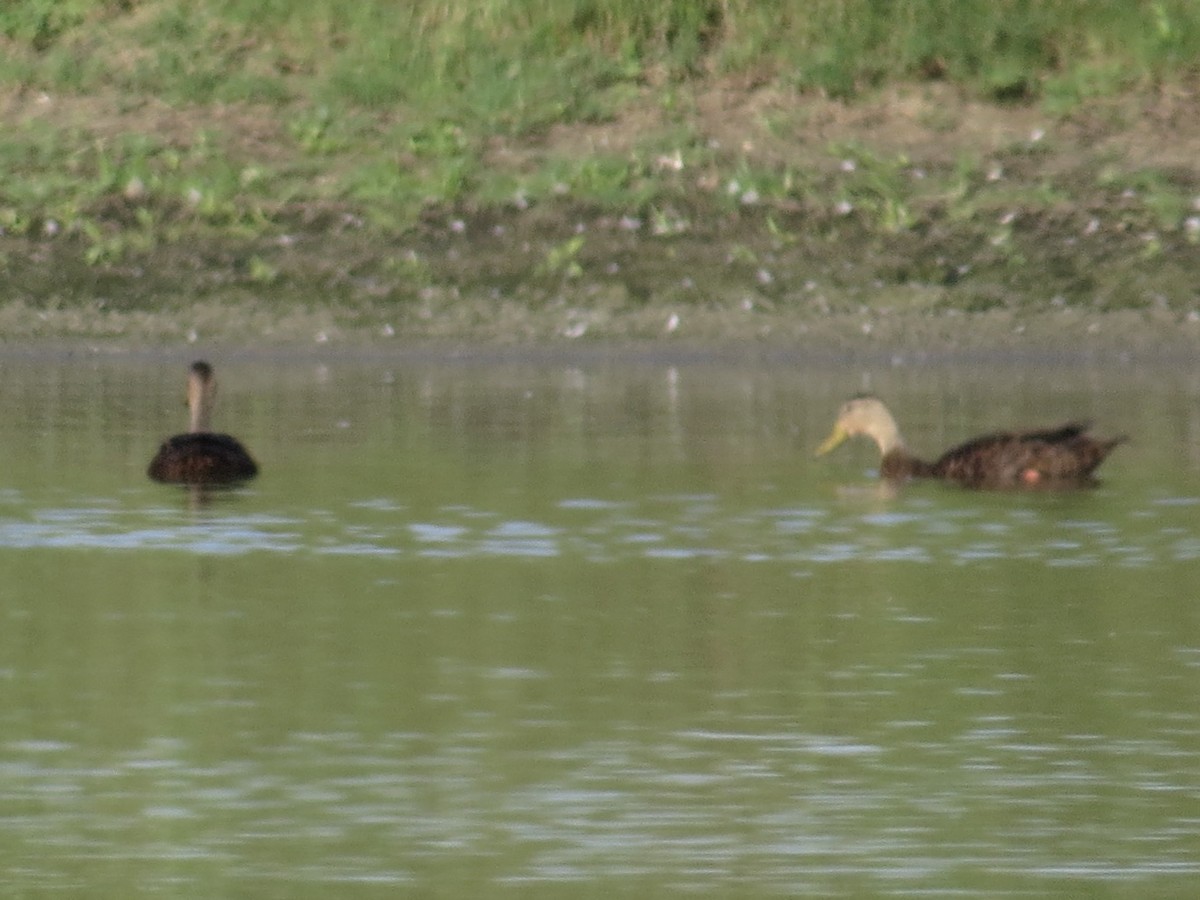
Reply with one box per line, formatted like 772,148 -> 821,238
148,361 -> 258,484
815,395 -> 1125,489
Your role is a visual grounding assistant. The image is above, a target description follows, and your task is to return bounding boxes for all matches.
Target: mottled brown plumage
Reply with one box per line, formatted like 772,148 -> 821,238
816,396 -> 1125,489
148,361 -> 258,485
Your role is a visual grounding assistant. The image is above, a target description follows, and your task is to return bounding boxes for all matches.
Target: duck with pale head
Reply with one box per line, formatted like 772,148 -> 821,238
816,395 -> 1125,489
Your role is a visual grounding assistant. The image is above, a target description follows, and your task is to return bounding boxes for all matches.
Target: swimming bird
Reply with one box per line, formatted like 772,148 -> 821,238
815,395 -> 1125,488
148,361 -> 258,484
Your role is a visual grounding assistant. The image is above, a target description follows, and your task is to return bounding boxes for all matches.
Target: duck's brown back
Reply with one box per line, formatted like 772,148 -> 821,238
931,424 -> 1124,488
148,432 -> 258,484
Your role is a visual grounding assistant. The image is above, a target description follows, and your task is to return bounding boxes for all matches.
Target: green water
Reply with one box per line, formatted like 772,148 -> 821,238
2,348 -> 1199,897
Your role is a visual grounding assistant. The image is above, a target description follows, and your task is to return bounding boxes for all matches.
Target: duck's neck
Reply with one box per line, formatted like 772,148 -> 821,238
874,420 -> 928,479
881,448 -> 934,480
870,416 -> 906,457
188,386 -> 213,433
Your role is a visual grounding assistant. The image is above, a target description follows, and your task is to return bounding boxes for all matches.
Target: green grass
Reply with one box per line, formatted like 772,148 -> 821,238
5,1 -> 1200,112
0,0 -> 1197,327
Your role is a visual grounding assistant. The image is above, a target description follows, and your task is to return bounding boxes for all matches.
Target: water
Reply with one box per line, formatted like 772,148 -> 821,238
2,347 -> 1200,897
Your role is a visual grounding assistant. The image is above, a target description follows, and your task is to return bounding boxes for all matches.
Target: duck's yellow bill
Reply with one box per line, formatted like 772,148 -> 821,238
815,425 -> 847,457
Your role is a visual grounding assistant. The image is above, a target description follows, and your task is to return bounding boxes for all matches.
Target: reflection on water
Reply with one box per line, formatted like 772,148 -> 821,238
2,349 -> 1200,896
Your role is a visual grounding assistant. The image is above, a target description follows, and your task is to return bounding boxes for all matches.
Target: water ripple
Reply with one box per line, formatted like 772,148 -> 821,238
1,491 -> 1197,570
78,721 -> 1182,893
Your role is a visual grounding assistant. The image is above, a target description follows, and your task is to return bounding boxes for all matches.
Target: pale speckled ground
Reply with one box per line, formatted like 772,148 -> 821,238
1,296 -> 1197,362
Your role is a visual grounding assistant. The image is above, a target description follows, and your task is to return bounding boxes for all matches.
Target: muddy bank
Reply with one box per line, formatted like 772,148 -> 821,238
1,289 -> 1197,361
2,199 -> 1198,356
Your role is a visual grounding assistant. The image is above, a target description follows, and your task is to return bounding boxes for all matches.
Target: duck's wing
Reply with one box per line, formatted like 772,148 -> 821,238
932,423 -> 1124,487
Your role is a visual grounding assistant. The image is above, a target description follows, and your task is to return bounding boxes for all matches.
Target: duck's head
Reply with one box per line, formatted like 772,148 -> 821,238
815,395 -> 904,457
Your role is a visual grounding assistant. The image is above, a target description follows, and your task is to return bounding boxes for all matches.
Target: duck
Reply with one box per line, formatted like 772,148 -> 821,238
815,395 -> 1125,488
148,361 -> 259,484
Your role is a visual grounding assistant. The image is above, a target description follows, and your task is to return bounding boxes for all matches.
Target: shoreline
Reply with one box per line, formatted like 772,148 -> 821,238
1,306 -> 1195,367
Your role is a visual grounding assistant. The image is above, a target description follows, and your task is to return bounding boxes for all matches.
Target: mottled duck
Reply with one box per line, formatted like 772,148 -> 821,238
815,395 -> 1125,489
148,361 -> 259,484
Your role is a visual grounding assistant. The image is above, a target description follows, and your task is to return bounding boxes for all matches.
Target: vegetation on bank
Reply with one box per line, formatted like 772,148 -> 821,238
0,1 -> 1198,339
7,1 -> 1200,106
